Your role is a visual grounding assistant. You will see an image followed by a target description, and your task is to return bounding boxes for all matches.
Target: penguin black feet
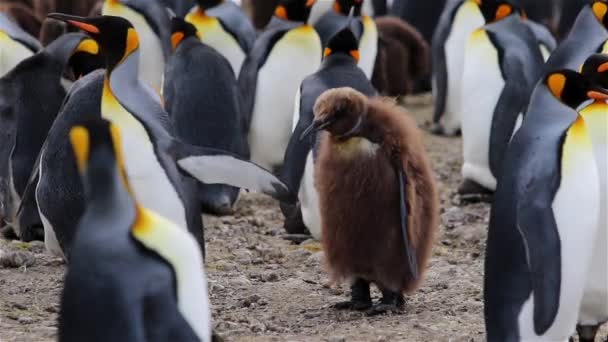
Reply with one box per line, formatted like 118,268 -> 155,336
458,179 -> 494,204
333,278 -> 372,311
366,289 -> 405,316
280,202 -> 310,236
577,324 -> 601,342
0,225 -> 17,240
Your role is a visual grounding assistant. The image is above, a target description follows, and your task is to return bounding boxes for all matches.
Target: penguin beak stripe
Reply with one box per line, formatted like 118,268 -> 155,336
69,126 -> 90,174
68,20 -> 100,34
588,90 -> 608,101
598,62 -> 608,73
300,119 -> 335,141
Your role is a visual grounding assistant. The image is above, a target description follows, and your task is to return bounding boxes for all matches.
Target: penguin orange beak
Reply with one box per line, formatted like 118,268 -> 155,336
47,13 -> 100,34
588,88 -> 608,101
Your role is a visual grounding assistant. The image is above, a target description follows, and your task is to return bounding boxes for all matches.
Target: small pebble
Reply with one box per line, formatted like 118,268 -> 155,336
260,271 -> 279,282
327,336 -> 346,342
0,250 -> 35,268
18,316 -> 34,324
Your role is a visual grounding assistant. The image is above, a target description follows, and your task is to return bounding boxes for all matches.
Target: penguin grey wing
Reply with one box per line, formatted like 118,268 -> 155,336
524,20 -> 557,54
207,1 -> 257,52
121,0 -> 173,59
14,143 -> 43,218
0,12 -> 41,52
398,164 -> 418,280
238,27 -> 292,130
171,140 -> 296,203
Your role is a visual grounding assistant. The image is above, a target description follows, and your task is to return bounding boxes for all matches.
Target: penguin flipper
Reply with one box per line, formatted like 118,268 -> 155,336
516,182 -> 562,335
172,141 -> 296,204
524,19 -> 557,53
207,2 -> 257,52
142,284 -> 200,342
120,0 -> 173,59
15,141 -> 45,218
398,166 -> 418,280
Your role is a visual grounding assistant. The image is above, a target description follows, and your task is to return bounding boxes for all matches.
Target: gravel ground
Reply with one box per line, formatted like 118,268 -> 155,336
0,94 -> 605,341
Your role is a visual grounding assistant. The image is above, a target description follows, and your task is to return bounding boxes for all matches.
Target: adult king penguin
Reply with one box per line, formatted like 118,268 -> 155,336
102,0 -> 172,91
185,0 -> 256,74
0,11 -> 41,76
61,118 -> 210,342
0,33 -> 100,241
484,65 -> 608,341
45,13 -> 293,259
239,0 -> 322,171
314,0 -> 378,79
431,0 -> 521,136
281,23 -> 376,237
164,17 -> 248,216
459,15 -> 545,198
575,53 -> 608,342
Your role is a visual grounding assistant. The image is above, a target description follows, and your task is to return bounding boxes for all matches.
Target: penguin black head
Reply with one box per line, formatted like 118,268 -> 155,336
592,1 -> 608,28
302,87 -> 370,141
47,13 -> 138,72
581,53 -> 608,90
323,26 -> 360,62
170,17 -> 200,50
333,0 -> 363,16
545,69 -> 608,108
69,118 -> 130,197
476,0 -> 523,23
196,0 -> 223,9
274,0 -> 316,23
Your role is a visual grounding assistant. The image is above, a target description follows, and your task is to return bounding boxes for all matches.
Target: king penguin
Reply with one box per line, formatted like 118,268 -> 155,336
0,33 -> 100,241
101,0 -> 172,92
239,0 -> 322,171
314,0 -> 379,79
459,15 -> 545,198
163,17 -> 248,216
185,0 -> 256,75
575,53 -> 608,342
281,22 -> 376,238
0,11 -> 41,76
61,118 -> 210,342
43,13 -> 294,259
484,66 -> 608,341
431,0 -> 522,136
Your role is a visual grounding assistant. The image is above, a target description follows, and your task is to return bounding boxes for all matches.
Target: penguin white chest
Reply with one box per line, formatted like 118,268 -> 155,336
441,1 -> 485,135
358,16 -> 378,79
101,91 -> 187,230
186,12 -> 245,74
517,118 -> 600,340
103,4 -> 165,91
248,26 -> 322,169
299,152 -> 322,239
460,29 -> 505,191
0,31 -> 33,77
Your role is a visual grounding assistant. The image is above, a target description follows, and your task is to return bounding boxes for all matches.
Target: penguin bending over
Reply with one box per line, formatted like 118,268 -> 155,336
281,24 -> 376,238
102,0 -> 172,91
459,15 -> 545,198
484,66 -> 608,341
0,33 -> 100,241
44,14 -> 294,259
60,118 -> 210,342
164,17 -> 248,216
239,0 -> 322,170
0,11 -> 41,76
302,88 -> 439,314
314,0 -> 378,79
185,0 -> 256,74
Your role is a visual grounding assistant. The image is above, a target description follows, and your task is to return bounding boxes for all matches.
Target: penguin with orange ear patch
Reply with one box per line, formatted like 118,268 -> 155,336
302,87 -> 439,314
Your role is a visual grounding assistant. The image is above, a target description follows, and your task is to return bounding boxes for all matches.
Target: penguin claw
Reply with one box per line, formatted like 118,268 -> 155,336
332,300 -> 372,311
365,303 -> 404,316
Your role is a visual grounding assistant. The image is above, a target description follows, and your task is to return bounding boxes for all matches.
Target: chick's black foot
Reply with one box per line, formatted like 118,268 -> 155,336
333,278 -> 372,311
366,289 -> 405,316
458,179 -> 494,203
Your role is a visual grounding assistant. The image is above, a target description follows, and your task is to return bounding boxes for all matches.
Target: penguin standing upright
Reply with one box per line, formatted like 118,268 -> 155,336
102,0 -> 172,91
459,15 -> 545,197
0,33 -> 100,241
484,66 -> 608,341
61,118 -> 210,342
301,87 -> 439,314
163,17 -> 248,216
281,24 -> 376,237
185,0 -> 256,74
0,12 -> 41,76
575,53 -> 608,342
239,0 -> 322,170
431,0 -> 521,136
44,14 -> 294,259
390,0 -> 447,44
314,0 -> 378,79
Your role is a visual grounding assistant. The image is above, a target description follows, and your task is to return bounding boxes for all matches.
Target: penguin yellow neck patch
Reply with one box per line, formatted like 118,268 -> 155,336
75,39 -> 99,55
70,126 -> 90,174
547,73 -> 566,99
275,5 -> 288,20
123,28 -> 139,60
593,1 -> 607,22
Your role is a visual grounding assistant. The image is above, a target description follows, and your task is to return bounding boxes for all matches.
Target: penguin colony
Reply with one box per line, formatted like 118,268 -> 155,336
0,0 -> 605,340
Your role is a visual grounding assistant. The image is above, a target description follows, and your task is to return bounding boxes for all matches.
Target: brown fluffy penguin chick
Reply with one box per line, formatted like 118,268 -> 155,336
311,87 -> 439,315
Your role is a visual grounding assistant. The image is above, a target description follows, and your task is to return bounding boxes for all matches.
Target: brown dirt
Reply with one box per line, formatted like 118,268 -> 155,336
0,95 -> 605,342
